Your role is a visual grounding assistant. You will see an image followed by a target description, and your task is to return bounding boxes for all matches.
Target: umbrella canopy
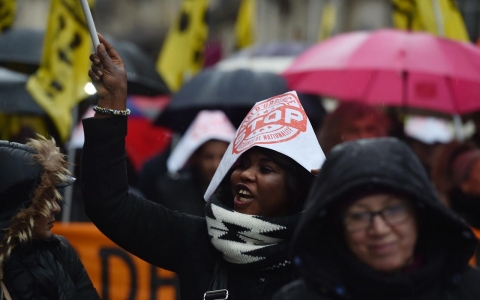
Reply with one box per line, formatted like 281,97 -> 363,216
0,67 -> 45,115
0,28 -> 43,74
106,37 -> 170,96
155,68 -> 289,133
0,29 -> 169,96
283,29 -> 480,115
216,41 -> 311,74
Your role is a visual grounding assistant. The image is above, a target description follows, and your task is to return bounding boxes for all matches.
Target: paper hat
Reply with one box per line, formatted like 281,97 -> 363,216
204,91 -> 326,200
167,110 -> 237,173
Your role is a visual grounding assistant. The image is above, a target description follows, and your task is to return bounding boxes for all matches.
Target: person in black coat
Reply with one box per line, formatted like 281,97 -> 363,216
430,141 -> 480,265
274,138 -> 480,300
150,110 -> 234,217
0,138 -> 100,299
83,34 -> 324,300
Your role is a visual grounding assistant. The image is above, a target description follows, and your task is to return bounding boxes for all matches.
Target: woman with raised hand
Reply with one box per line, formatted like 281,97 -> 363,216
82,34 -> 324,300
273,138 -> 480,300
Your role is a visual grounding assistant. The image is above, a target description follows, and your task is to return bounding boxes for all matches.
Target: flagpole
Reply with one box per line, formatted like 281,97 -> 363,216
60,0 -> 98,222
61,105 -> 79,223
79,0 -> 100,51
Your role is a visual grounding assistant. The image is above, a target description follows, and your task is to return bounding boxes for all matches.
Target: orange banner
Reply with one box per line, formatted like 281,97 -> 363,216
53,223 -> 178,300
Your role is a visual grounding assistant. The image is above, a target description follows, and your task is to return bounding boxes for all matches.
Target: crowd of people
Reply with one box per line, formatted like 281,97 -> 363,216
1,34 -> 480,299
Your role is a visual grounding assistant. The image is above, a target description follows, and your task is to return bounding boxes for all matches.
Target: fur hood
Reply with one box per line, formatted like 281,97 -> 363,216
0,136 -> 74,279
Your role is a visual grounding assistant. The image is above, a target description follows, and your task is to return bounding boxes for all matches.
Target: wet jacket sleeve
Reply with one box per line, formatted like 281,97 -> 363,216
81,116 -> 208,272
56,235 -> 101,299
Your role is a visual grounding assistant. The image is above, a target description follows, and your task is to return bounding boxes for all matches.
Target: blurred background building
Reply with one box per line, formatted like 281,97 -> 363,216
12,0 -> 479,62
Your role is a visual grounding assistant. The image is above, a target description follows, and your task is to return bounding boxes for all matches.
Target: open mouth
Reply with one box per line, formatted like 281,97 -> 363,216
234,185 -> 254,207
238,189 -> 253,201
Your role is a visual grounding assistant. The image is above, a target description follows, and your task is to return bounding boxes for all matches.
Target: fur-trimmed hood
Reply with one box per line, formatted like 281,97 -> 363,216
0,136 -> 74,279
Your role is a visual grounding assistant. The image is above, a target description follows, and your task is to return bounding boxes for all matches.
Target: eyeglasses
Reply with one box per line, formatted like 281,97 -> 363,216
343,203 -> 412,232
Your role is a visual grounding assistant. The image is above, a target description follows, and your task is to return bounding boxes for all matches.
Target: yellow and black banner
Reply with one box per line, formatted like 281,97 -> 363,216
0,0 -> 16,33
27,0 -> 94,143
392,0 -> 469,41
235,0 -> 255,49
156,0 -> 209,92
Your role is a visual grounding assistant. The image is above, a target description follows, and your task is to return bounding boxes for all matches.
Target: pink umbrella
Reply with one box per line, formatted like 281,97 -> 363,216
282,29 -> 480,115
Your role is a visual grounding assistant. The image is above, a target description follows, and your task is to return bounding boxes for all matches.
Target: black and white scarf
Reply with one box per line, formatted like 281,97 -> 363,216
205,196 -> 300,271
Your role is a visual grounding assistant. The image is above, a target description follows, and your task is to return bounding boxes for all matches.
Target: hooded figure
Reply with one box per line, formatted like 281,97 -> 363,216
83,34 -> 326,300
0,137 -> 99,299
150,110 -> 236,217
430,141 -> 480,266
274,138 -> 480,300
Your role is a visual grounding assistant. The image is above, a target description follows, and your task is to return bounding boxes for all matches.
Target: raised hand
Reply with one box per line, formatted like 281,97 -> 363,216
89,33 -> 127,117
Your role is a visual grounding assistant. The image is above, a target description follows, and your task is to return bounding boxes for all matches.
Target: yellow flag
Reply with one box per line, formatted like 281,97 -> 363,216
318,1 -> 337,41
0,114 -> 49,141
0,0 -> 16,33
392,0 -> 469,41
156,0 -> 209,92
235,0 -> 255,49
27,0 -> 94,143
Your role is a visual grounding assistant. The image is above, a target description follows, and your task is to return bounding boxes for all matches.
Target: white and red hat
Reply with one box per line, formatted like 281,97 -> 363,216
204,91 -> 325,200
167,110 -> 236,173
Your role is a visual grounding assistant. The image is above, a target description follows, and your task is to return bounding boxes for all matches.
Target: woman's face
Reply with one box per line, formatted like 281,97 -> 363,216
194,140 -> 229,184
343,194 -> 417,273
33,200 -> 61,240
230,148 -> 289,217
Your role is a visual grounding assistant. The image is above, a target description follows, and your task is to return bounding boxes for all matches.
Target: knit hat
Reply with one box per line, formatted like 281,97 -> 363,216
452,149 -> 480,185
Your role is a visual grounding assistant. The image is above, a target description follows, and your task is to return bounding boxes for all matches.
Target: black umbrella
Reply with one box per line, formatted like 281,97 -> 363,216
0,67 -> 44,115
0,28 -> 44,74
0,29 -> 169,96
105,36 -> 170,96
154,68 -> 289,133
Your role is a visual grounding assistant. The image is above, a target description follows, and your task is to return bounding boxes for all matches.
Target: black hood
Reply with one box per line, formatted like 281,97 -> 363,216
0,141 -> 43,227
0,140 -> 74,231
291,138 -> 477,297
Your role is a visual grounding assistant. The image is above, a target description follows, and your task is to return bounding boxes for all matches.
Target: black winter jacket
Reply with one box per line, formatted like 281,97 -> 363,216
3,235 -> 100,300
449,187 -> 480,230
274,138 -> 480,300
81,116 -> 295,300
151,168 -> 208,217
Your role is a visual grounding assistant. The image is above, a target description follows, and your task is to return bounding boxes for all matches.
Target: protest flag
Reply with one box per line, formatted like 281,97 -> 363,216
26,0 -> 95,143
392,0 -> 469,41
0,0 -> 16,33
156,0 -> 209,92
235,0 -> 255,49
318,1 -> 336,41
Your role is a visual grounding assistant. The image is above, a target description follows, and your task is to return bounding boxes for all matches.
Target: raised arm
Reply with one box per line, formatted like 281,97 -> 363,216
81,34 -> 209,271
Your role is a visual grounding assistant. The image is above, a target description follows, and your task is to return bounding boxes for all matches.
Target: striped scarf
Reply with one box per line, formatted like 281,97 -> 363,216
205,197 -> 299,271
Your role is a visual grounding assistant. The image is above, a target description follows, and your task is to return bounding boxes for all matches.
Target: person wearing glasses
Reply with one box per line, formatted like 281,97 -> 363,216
273,138 -> 480,300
